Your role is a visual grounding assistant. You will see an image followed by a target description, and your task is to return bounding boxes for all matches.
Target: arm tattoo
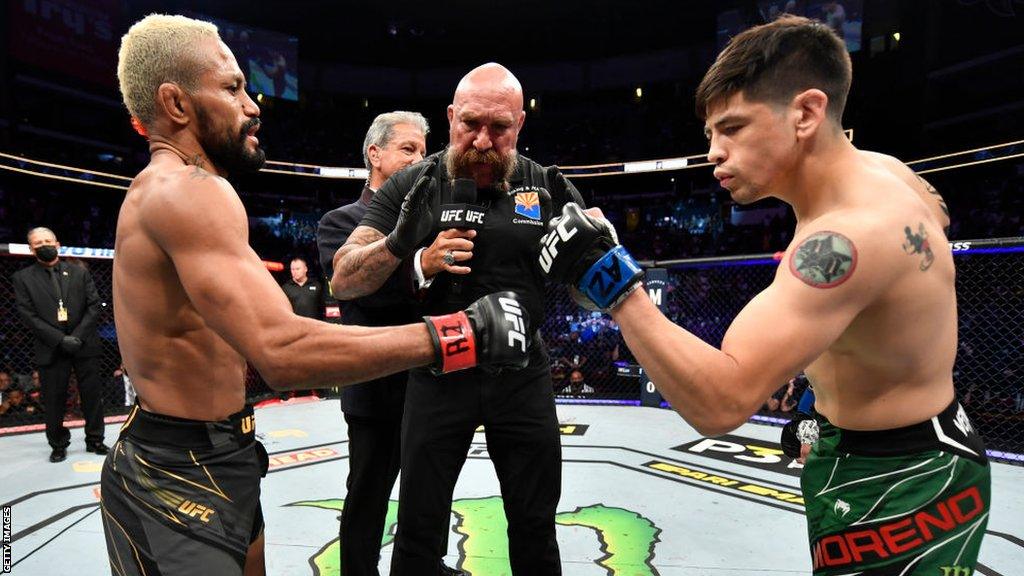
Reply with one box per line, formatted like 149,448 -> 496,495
332,227 -> 399,299
788,231 -> 857,288
902,223 -> 935,271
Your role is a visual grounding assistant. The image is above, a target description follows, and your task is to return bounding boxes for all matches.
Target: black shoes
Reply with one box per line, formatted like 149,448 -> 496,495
86,442 -> 110,455
49,442 -> 108,462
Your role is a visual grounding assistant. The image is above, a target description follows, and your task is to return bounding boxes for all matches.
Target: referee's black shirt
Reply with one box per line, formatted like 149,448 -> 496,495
360,150 -> 585,327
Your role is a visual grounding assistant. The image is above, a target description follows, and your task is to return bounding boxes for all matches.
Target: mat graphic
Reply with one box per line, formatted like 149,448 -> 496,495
289,496 -> 661,575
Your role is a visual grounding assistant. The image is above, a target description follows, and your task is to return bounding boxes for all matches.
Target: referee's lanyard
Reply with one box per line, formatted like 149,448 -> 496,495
49,265 -> 68,324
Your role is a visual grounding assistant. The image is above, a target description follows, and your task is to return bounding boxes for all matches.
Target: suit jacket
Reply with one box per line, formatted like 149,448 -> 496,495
317,186 -> 418,417
12,259 -> 102,365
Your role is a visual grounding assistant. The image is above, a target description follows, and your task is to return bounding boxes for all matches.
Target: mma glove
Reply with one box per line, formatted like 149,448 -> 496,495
780,414 -> 820,458
385,159 -> 437,260
423,291 -> 532,374
59,335 -> 83,354
538,202 -> 643,311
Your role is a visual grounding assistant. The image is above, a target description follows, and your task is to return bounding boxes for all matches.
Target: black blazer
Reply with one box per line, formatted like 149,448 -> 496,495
317,186 -> 418,417
12,259 -> 102,365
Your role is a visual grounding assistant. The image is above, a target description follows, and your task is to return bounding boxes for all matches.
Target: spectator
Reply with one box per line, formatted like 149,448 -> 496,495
0,387 -> 44,422
12,227 -> 108,462
561,370 -> 595,396
0,371 -> 12,404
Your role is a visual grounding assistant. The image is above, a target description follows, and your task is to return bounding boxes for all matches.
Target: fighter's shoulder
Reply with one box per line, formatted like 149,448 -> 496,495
135,163 -> 245,236
137,162 -> 237,208
785,211 -> 900,290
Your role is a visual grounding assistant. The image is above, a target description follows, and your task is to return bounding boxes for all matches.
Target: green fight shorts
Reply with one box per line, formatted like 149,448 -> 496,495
801,399 -> 990,575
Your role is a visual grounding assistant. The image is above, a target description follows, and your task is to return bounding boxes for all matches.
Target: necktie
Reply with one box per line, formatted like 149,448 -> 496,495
48,266 -> 63,300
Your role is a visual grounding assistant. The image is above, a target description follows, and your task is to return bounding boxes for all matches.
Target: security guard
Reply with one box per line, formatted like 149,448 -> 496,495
332,63 -> 583,575
280,257 -> 324,320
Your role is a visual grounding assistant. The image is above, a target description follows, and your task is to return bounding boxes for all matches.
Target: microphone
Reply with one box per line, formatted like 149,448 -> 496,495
439,178 -> 486,230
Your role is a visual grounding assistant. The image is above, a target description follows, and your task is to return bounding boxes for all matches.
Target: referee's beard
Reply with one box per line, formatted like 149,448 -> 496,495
446,145 -> 516,191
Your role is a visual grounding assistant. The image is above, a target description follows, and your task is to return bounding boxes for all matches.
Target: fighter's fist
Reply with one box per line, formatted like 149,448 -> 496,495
538,203 -> 643,311
423,291 -> 531,374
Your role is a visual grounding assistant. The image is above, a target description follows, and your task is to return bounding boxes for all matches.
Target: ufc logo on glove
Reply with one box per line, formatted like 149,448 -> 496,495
499,297 -> 527,352
538,219 -> 578,273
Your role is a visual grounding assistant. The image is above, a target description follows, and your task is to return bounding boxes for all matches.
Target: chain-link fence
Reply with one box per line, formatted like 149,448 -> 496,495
2,240 -> 1022,463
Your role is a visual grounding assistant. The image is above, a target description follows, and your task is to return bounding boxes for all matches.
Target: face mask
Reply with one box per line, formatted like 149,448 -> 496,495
35,245 -> 58,263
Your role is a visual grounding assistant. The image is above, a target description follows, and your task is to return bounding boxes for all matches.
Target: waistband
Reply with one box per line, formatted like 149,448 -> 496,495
119,404 -> 256,450
822,399 -> 987,465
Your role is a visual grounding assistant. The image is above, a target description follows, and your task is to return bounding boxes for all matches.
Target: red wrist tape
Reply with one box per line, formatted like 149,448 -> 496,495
426,311 -> 477,373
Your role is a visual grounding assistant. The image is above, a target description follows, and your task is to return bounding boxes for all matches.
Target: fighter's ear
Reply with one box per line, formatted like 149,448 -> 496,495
156,82 -> 192,127
792,88 -> 829,141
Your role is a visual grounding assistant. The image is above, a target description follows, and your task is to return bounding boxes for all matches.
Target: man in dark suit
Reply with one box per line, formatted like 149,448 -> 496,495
318,111 -> 462,576
12,227 -> 108,462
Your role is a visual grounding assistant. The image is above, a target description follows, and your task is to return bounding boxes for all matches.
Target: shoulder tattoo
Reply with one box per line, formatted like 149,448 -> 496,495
902,223 -> 935,271
789,231 -> 858,288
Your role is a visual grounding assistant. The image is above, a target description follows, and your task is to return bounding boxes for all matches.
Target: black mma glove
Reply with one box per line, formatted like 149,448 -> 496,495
538,202 -> 643,311
780,414 -> 820,458
60,335 -> 83,354
385,159 -> 437,260
423,291 -> 531,374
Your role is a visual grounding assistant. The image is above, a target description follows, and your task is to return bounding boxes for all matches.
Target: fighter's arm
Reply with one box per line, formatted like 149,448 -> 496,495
612,220 -> 888,436
144,172 -> 434,390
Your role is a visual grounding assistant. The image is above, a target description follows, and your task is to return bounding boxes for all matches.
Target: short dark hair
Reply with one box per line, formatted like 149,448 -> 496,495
695,15 -> 852,123
290,257 -> 307,265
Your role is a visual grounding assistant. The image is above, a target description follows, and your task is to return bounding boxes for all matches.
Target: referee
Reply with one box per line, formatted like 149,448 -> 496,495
332,63 -> 583,576
317,111 -> 463,576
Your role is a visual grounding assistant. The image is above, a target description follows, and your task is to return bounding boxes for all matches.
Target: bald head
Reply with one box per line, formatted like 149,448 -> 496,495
453,63 -> 524,111
447,63 -> 526,188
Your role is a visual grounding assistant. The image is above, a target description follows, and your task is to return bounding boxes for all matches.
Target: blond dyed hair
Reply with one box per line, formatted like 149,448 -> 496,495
117,14 -> 220,126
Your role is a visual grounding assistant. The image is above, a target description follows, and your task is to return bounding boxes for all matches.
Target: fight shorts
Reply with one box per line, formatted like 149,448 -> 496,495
100,404 -> 269,575
801,399 -> 990,575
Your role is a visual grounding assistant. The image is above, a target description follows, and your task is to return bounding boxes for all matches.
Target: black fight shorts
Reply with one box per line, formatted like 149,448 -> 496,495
100,404 -> 268,575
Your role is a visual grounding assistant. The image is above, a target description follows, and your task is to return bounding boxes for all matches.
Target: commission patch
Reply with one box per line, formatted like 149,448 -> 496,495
513,191 -> 541,220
